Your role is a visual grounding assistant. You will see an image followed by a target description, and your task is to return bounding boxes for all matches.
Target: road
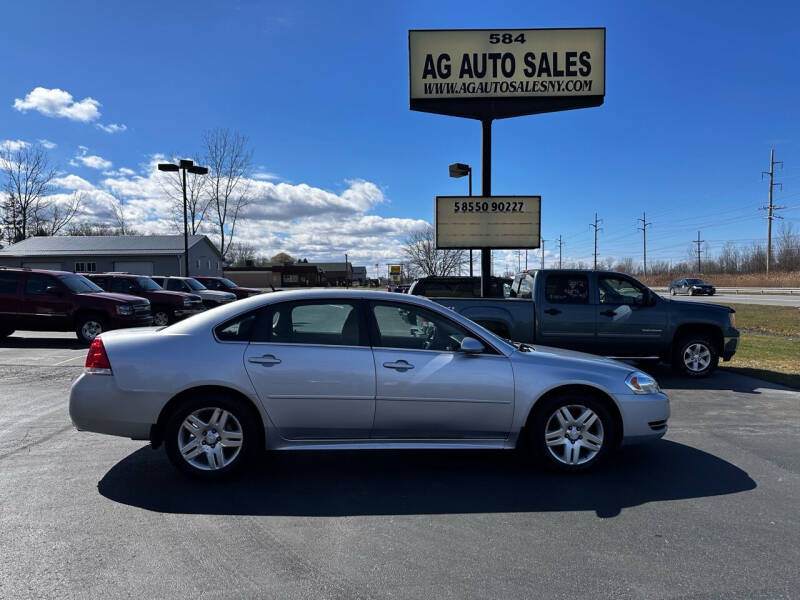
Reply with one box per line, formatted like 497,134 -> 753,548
1,332 -> 798,599
666,293 -> 800,307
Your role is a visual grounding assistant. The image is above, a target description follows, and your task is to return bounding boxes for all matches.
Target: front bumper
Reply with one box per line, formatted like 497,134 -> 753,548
619,391 -> 670,444
108,314 -> 154,329
173,307 -> 204,319
722,333 -> 739,361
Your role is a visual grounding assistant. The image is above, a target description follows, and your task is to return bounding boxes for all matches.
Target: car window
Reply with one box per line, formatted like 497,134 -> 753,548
0,272 -> 21,294
519,274 -> 533,299
544,274 -> 589,304
599,276 -> 645,306
370,301 -> 471,352
215,311 -> 259,342
256,301 -> 363,346
109,278 -> 136,294
166,279 -> 184,292
136,277 -> 161,291
57,274 -> 104,293
24,273 -> 58,295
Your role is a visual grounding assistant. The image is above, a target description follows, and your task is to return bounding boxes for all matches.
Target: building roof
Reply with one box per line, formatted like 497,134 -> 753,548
0,235 -> 221,258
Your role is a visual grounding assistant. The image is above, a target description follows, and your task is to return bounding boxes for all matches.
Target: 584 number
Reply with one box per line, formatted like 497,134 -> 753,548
489,33 -> 526,44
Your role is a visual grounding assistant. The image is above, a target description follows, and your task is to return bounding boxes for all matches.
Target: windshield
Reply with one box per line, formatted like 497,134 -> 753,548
220,278 -> 238,288
57,274 -> 103,294
686,278 -> 706,284
185,278 -> 207,291
136,277 -> 162,291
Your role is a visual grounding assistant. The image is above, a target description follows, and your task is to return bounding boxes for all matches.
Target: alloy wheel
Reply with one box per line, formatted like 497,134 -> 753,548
544,404 -> 605,466
177,407 -> 243,471
81,320 -> 103,341
683,343 -> 711,373
153,311 -> 169,326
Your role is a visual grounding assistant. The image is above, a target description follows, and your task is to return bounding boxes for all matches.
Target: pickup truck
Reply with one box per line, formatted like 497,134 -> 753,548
424,269 -> 739,377
87,273 -> 205,326
0,268 -> 153,343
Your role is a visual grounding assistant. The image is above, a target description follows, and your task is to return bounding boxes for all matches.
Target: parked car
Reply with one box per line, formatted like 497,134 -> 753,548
150,276 -> 237,308
70,289 -> 669,479
668,278 -> 716,296
414,269 -> 738,378
0,268 -> 152,343
387,284 -> 410,293
87,273 -> 205,326
193,276 -> 263,300
408,276 -> 512,298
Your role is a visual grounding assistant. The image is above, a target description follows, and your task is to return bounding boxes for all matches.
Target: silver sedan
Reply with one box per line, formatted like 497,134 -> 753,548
69,289 -> 669,478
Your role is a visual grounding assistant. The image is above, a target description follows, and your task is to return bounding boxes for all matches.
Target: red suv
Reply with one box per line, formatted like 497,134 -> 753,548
0,268 -> 153,343
87,273 -> 205,326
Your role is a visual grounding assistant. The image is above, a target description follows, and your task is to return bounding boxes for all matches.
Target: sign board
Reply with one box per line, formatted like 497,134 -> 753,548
435,196 -> 541,249
389,264 -> 402,283
409,28 -> 605,119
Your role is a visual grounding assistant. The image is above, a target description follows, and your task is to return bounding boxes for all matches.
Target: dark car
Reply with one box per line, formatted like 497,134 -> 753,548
408,276 -> 512,298
668,278 -> 716,296
87,273 -> 205,326
0,268 -> 152,343
193,276 -> 262,300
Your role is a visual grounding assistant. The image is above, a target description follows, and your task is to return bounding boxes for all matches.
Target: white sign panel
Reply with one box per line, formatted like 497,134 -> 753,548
435,196 -> 541,249
410,28 -> 605,100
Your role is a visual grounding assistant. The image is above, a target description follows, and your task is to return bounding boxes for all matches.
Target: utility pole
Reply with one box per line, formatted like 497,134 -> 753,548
344,253 -> 349,288
761,148 -> 784,275
590,212 -> 603,270
525,250 -> 528,270
637,212 -> 651,278
694,231 -> 705,273
540,238 -> 546,270
557,235 -> 564,269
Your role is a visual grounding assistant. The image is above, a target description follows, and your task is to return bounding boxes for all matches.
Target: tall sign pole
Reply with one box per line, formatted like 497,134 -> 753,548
480,119 -> 492,296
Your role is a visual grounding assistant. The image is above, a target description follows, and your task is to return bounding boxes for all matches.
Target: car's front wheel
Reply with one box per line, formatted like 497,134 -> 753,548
152,309 -> 171,327
673,334 -> 719,377
530,393 -> 616,472
164,392 -> 260,479
670,288 -> 676,296
76,315 -> 106,344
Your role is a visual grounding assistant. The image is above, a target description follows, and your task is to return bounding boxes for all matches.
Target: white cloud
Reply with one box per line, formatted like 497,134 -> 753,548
102,167 -> 135,177
13,87 -> 101,122
70,146 -> 113,170
38,139 -> 57,149
96,123 -> 127,134
252,170 -> 280,181
53,174 -> 96,191
0,139 -> 29,152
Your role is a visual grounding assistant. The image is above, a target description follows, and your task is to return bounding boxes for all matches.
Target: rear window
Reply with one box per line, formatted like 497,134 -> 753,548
0,272 -> 21,294
545,274 -> 589,304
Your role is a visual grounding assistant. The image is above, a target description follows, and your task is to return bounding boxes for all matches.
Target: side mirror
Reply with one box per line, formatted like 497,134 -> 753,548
45,285 -> 61,296
460,336 -> 485,354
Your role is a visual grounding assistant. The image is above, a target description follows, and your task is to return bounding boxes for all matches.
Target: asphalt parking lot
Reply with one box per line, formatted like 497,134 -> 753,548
1,331 -> 798,600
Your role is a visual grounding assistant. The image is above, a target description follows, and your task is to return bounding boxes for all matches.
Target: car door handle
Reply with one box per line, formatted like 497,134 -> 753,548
383,360 -> 414,371
544,308 -> 561,315
248,354 -> 281,366
600,309 -> 617,317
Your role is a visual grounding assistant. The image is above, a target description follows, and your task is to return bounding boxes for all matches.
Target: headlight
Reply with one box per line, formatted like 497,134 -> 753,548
116,305 -> 134,316
729,312 -> 736,327
183,296 -> 192,306
625,371 -> 660,394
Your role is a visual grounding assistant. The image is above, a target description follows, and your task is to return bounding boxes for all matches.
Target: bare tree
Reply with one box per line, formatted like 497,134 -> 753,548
402,226 -> 466,276
105,190 -> 138,235
1,143 -> 57,243
32,191 -> 82,236
203,129 -> 253,259
157,155 -> 211,234
228,241 -> 257,266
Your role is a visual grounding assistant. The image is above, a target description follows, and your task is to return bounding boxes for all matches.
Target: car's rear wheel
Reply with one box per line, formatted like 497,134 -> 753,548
530,392 -> 616,472
164,392 -> 260,479
152,309 -> 171,326
76,315 -> 106,344
673,334 -> 718,377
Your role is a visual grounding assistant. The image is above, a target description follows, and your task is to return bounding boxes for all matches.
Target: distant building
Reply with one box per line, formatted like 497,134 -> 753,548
225,263 -> 324,288
352,266 -> 367,285
0,235 -> 222,276
309,262 -> 352,286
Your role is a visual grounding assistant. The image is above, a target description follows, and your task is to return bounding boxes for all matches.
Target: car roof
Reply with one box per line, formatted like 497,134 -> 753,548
0,267 -> 75,276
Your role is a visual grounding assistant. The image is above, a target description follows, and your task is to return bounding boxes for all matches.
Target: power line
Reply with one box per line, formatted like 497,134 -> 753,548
637,212 -> 651,277
760,148 -> 785,274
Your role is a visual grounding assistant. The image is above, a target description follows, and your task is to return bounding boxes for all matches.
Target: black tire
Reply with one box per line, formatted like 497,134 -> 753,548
75,314 -> 106,344
670,288 -> 676,296
152,308 -> 172,327
672,334 -> 719,378
164,391 -> 261,479
0,328 -> 14,338
529,391 -> 617,472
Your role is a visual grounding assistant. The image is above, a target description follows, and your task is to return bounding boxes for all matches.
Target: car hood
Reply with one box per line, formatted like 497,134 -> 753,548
516,344 -> 635,373
195,290 -> 236,300
235,287 -> 262,294
90,292 -> 149,305
664,298 -> 731,312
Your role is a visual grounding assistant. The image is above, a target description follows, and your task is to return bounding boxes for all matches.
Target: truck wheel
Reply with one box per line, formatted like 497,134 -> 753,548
163,392 -> 260,479
0,328 -> 14,338
673,334 -> 718,377
529,392 -> 616,472
152,309 -> 171,326
76,315 -> 106,344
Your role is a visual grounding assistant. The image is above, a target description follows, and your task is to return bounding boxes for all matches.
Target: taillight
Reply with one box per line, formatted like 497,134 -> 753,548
85,338 -> 112,375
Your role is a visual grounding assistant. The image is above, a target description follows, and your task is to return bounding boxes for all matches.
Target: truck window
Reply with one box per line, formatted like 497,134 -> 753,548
24,273 -> 59,295
519,275 -> 533,299
0,272 -> 21,294
544,274 -> 589,304
598,275 -> 645,306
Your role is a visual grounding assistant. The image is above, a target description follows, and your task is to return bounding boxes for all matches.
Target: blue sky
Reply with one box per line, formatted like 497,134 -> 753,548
2,0 -> 799,273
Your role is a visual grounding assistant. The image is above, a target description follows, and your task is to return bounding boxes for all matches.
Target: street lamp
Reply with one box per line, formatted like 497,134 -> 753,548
158,159 -> 209,277
449,162 -> 473,276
